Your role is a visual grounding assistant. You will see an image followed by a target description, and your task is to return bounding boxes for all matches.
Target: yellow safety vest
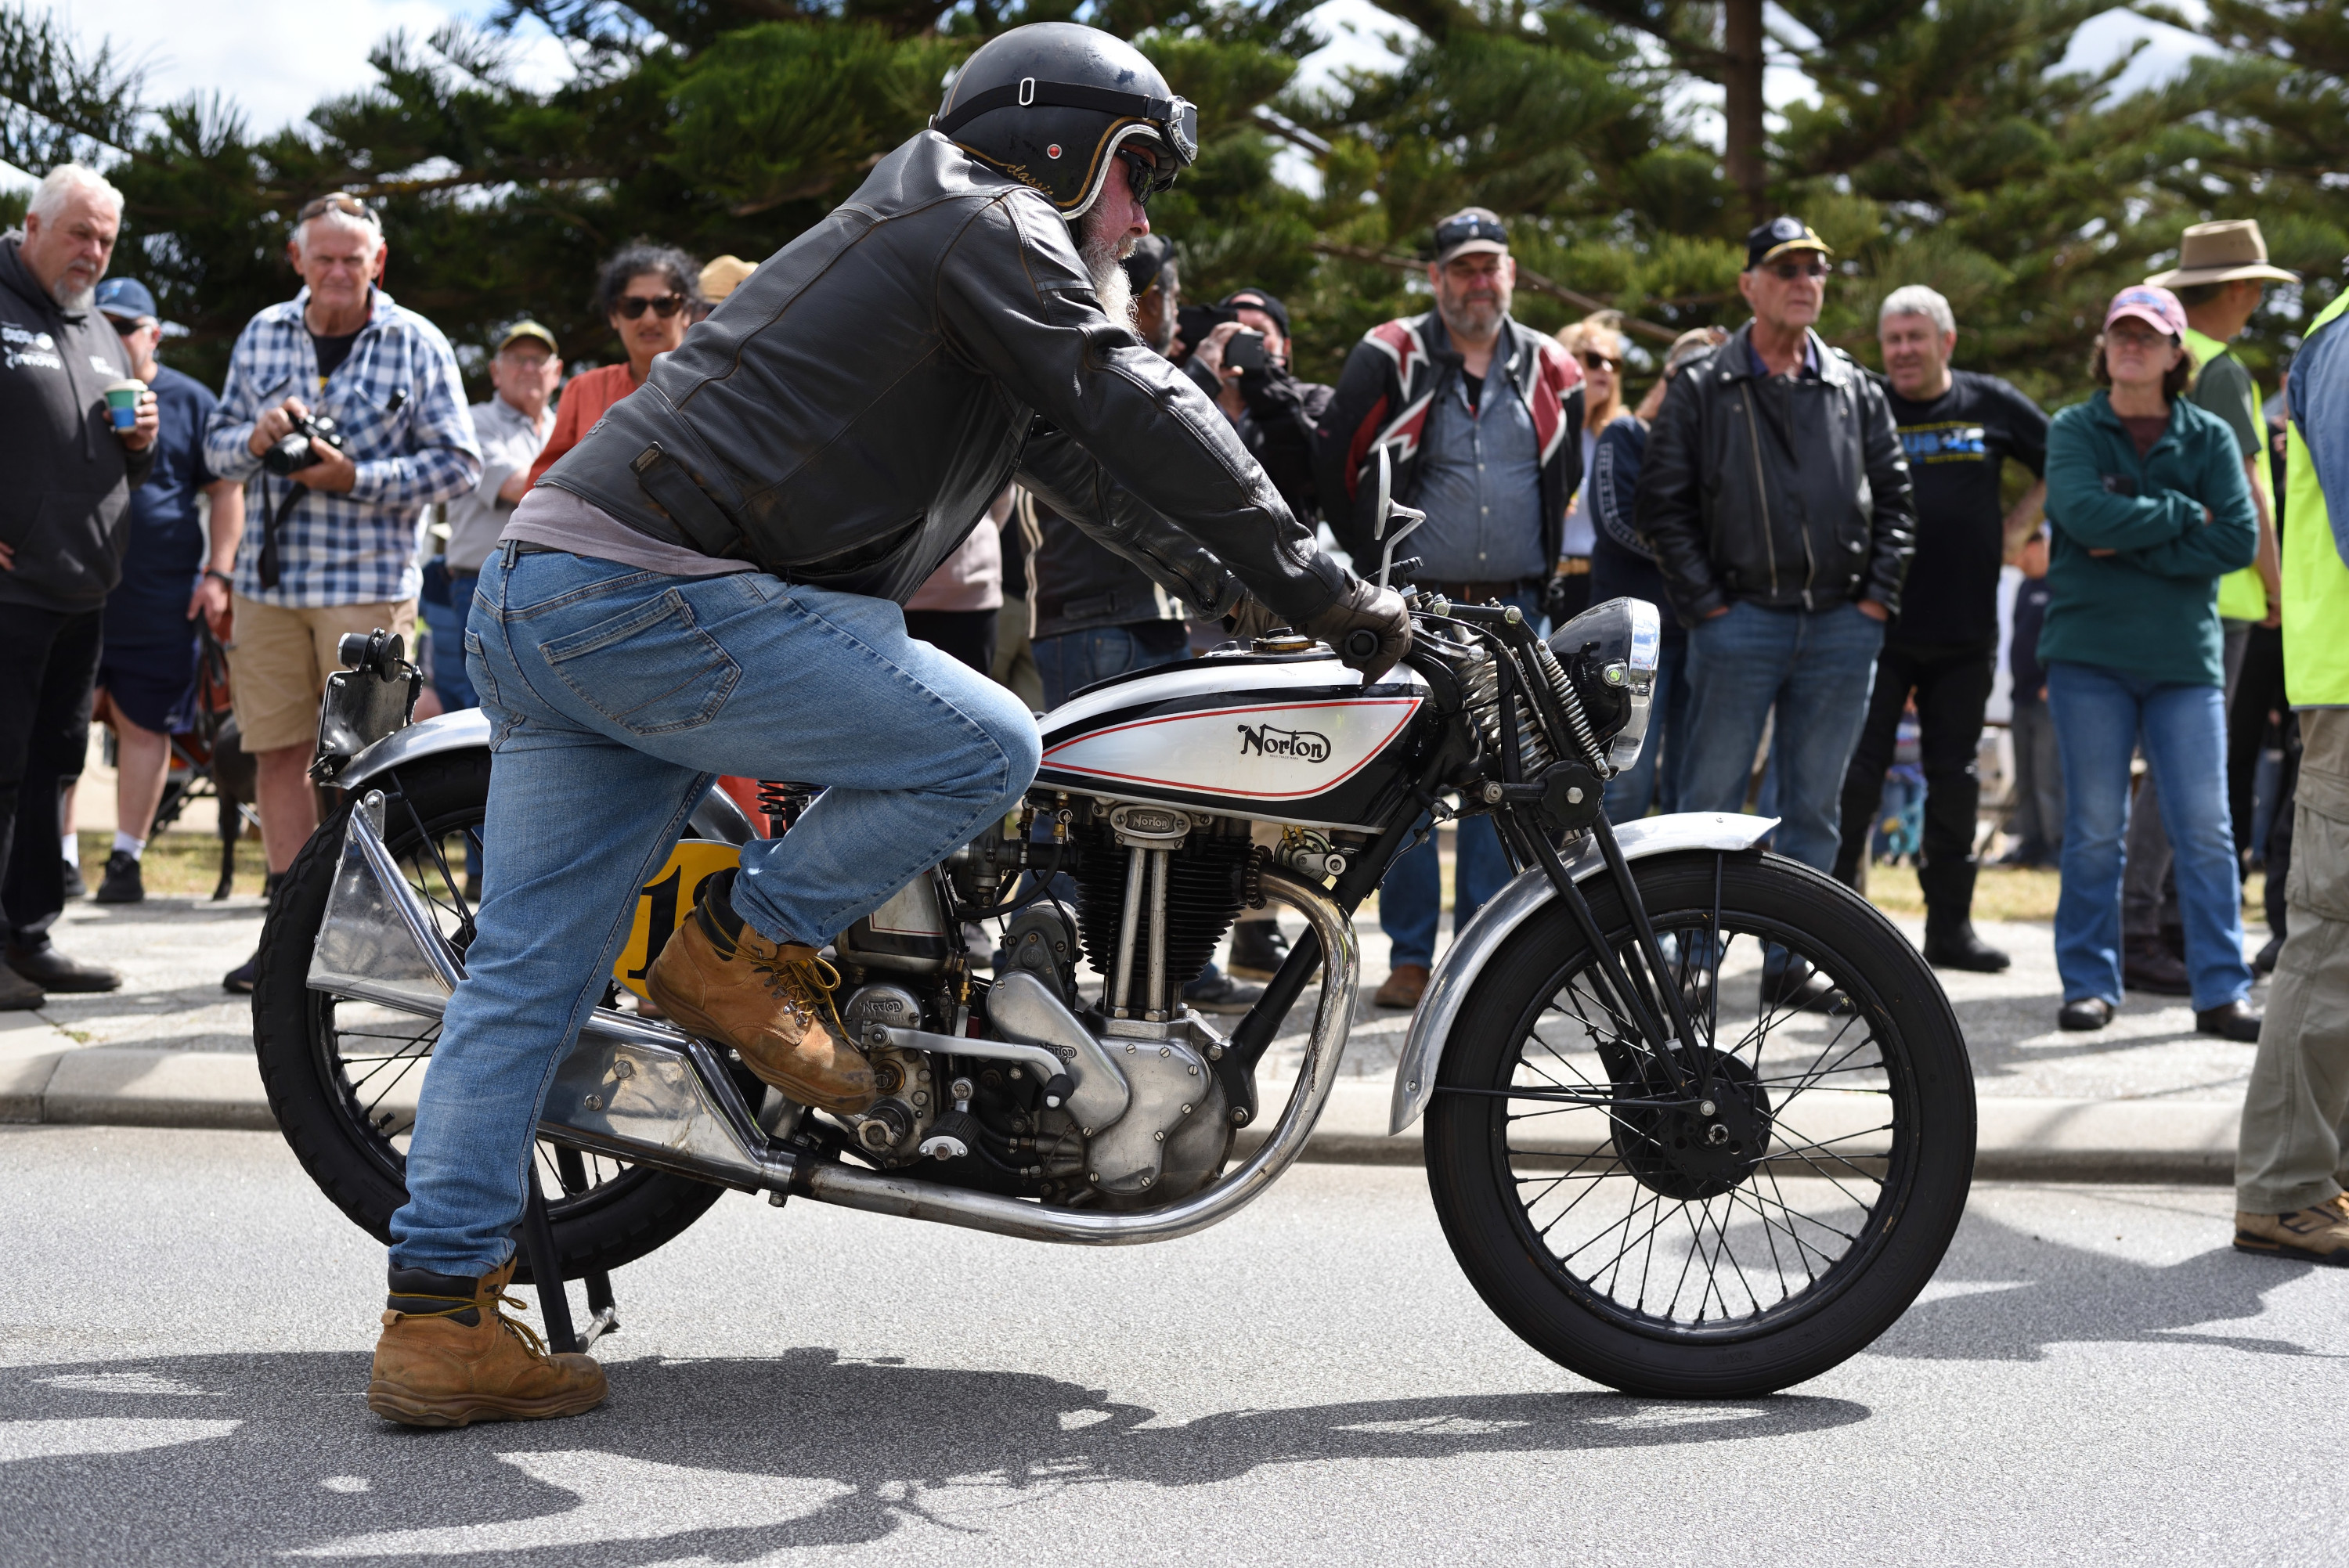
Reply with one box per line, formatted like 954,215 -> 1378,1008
2284,292 -> 2349,708
2183,325 -> 2274,622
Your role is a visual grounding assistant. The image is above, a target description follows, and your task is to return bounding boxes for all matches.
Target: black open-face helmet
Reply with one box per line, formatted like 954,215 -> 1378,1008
933,23 -> 1199,220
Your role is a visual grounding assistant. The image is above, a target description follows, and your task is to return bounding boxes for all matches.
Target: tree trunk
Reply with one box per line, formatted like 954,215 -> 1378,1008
1722,0 -> 1768,221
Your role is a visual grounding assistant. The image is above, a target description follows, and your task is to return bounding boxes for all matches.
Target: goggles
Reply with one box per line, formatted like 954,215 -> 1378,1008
935,78 -> 1200,171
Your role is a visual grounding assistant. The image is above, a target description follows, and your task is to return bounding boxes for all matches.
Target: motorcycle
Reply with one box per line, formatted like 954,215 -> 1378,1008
251,465 -> 1974,1399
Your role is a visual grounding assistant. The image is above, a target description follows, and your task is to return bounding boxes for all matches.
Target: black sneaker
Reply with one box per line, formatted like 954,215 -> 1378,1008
60,860 -> 87,900
92,850 -> 145,905
223,952 -> 259,993
1226,921 -> 1290,980
1182,963 -> 1263,1015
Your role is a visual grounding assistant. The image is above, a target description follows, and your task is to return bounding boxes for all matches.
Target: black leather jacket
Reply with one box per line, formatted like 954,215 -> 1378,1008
1636,323 -> 1914,622
540,132 -> 1345,622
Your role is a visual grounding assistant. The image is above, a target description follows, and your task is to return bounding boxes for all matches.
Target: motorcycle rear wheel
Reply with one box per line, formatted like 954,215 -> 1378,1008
1424,849 -> 1974,1397
251,748 -> 725,1282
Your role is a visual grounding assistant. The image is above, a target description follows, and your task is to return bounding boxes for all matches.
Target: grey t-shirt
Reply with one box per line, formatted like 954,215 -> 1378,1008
501,485 -> 755,579
2188,348 -> 2263,461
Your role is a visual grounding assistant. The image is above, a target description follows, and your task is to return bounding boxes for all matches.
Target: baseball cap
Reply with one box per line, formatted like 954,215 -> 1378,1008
496,319 -> 560,355
1745,216 -> 1832,270
1120,233 -> 1177,297
1219,288 -> 1290,341
1432,207 -> 1508,265
94,277 -> 159,323
2103,284 -> 2186,340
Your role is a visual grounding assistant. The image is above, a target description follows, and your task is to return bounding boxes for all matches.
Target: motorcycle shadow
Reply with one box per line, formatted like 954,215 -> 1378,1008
0,1350 -> 1869,1563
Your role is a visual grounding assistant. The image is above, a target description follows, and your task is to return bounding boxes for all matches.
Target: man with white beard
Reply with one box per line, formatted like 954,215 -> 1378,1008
0,164 -> 159,1011
362,22 -> 1410,1430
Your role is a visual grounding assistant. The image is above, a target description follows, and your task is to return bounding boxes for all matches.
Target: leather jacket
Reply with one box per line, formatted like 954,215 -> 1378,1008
1015,485 -> 1192,641
1635,322 -> 1915,622
539,132 -> 1344,623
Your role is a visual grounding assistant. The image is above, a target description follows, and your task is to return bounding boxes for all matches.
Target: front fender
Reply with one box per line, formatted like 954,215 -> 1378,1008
338,708 -> 758,845
1388,812 -> 1777,1135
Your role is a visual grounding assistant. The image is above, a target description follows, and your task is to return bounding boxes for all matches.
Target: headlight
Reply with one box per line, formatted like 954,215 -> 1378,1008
1546,597 -> 1662,774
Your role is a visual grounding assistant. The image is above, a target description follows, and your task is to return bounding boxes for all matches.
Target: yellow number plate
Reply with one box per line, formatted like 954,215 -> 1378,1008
611,841 -> 743,1000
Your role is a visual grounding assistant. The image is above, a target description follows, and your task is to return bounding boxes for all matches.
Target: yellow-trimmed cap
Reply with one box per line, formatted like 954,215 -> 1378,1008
496,319 -> 559,355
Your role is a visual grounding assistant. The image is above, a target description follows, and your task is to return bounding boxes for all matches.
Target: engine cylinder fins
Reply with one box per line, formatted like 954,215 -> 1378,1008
1073,831 -> 1252,1005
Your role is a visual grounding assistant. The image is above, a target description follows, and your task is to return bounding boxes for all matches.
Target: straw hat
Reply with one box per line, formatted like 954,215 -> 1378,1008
2145,220 -> 2298,289
698,255 -> 756,302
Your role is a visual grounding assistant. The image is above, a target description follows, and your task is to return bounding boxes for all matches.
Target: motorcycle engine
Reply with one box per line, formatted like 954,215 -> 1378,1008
1070,813 -> 1254,1004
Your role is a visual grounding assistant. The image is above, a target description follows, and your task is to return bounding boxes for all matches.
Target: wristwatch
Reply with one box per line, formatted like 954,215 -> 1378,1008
204,569 -> 233,587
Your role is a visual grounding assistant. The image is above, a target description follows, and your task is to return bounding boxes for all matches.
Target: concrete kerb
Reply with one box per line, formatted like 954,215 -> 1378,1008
0,1034 -> 2243,1184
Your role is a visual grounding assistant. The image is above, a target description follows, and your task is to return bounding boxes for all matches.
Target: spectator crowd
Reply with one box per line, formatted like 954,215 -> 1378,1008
2,155 -> 2344,1264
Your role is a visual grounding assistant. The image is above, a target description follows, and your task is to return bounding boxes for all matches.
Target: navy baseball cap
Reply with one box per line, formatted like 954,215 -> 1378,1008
94,277 -> 159,322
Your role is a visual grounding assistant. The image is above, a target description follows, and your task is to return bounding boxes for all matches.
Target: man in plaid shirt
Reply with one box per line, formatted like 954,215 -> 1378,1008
203,193 -> 480,990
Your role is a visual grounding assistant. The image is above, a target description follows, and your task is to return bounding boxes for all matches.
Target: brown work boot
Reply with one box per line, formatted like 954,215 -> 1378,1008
645,871 -> 876,1113
1374,963 -> 1430,1009
367,1260 -> 607,1427
2234,1195 -> 2349,1267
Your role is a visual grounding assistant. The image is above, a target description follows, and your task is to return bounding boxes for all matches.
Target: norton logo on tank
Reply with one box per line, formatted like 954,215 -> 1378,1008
1236,722 -> 1332,763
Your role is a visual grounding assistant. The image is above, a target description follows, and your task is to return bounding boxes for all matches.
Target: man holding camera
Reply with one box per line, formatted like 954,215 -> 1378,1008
204,193 -> 481,991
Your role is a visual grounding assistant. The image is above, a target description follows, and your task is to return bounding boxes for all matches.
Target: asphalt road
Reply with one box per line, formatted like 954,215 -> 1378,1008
1,1125 -> 2339,1567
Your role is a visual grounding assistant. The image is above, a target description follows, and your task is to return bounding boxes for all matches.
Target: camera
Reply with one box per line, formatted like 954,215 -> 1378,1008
1223,328 -> 1267,374
262,413 -> 345,477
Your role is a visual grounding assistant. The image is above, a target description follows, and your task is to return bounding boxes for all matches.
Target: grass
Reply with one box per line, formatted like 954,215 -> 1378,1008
78,829 -> 270,900
1864,859 -> 2268,925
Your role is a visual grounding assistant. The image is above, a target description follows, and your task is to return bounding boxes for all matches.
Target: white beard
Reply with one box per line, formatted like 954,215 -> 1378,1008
51,277 -> 96,313
1077,221 -> 1135,330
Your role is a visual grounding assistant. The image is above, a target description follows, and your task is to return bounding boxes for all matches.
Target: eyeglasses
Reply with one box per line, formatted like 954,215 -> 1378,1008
296,192 -> 381,229
1576,351 -> 1619,372
1766,259 -> 1830,281
2105,324 -> 2173,348
1434,214 -> 1509,252
615,293 -> 686,319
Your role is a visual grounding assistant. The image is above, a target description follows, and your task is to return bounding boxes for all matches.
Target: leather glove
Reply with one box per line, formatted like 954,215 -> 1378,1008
1303,575 -> 1413,683
1221,597 -> 1287,642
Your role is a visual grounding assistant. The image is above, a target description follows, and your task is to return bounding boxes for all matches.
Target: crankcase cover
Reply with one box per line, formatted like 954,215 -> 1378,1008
1034,653 -> 1428,830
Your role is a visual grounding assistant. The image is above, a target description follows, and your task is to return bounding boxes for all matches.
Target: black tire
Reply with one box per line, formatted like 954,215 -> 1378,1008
251,748 -> 724,1282
1424,849 -> 1974,1397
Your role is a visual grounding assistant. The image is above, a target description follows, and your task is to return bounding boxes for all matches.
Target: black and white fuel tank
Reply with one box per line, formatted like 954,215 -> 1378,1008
1033,647 -> 1431,831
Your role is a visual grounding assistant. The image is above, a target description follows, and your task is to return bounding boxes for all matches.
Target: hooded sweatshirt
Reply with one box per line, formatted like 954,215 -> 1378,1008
0,232 -> 153,615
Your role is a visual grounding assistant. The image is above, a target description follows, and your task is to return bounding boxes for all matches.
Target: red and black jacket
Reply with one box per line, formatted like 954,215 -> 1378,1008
1311,309 -> 1585,572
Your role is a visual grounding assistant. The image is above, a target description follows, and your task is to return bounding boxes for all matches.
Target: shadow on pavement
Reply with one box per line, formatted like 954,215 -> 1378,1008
1875,1208 -> 2336,1364
0,1350 -> 1869,1563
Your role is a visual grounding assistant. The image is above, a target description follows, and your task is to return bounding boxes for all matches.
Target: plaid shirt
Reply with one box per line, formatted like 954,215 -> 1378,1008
204,286 -> 481,607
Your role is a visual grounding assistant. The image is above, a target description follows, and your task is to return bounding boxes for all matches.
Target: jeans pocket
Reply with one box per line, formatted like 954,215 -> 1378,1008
539,588 -> 742,736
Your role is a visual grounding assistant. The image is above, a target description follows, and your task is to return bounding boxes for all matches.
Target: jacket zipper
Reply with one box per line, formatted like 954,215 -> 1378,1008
1740,385 -> 1779,598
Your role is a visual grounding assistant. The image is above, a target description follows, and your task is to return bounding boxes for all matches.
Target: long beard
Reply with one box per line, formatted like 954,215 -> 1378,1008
1077,220 -> 1135,331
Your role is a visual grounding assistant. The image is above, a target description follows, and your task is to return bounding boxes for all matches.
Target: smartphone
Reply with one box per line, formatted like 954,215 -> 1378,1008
1175,303 -> 1236,354
1224,329 -> 1267,373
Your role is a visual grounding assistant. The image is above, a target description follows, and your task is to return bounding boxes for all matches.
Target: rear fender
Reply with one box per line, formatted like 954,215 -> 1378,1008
1388,812 -> 1777,1135
338,709 -> 759,845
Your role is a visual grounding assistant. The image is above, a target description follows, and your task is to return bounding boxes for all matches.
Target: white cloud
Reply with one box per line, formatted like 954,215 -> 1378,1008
1294,0 -> 1417,99
2059,5 -> 2217,99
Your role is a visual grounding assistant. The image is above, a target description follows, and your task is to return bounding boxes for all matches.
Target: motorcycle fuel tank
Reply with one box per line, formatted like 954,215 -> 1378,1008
1034,651 -> 1429,830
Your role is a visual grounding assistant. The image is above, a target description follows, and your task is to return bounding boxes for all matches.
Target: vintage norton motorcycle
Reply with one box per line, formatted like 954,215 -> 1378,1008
251,471 -> 1974,1399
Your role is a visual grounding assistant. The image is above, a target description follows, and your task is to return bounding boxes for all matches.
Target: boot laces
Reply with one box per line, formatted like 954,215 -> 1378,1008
749,948 -> 846,1037
392,1289 -> 551,1359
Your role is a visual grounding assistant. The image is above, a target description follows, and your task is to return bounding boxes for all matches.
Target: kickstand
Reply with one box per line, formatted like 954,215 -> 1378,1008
518,1178 -> 580,1354
548,1144 -> 622,1350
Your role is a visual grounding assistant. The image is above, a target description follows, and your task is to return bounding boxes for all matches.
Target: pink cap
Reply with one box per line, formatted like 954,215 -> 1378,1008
2104,284 -> 2186,339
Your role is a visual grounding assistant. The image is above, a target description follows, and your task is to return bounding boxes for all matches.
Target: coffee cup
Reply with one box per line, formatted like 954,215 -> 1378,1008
104,379 -> 146,431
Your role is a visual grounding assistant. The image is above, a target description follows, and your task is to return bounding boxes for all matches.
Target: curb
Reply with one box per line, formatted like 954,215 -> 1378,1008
2,1038 -> 2243,1185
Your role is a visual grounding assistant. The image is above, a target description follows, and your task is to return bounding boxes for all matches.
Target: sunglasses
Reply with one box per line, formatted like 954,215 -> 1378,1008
2105,323 -> 2174,347
1435,214 -> 1509,251
108,315 -> 150,337
1116,147 -> 1172,209
296,192 -> 381,228
1576,351 -> 1620,372
1766,259 -> 1831,281
615,293 -> 686,319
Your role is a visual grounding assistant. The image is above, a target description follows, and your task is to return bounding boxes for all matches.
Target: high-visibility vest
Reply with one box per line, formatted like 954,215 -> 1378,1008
2284,291 -> 2349,708
2183,325 -> 2274,622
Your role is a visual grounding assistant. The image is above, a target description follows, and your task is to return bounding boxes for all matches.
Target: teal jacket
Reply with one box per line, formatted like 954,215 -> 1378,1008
2040,389 -> 2257,687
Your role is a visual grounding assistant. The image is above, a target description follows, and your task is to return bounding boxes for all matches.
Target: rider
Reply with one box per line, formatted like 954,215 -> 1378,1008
365,21 -> 1413,1429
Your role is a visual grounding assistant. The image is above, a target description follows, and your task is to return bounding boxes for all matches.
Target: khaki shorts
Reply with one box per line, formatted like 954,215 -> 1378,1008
228,595 -> 417,753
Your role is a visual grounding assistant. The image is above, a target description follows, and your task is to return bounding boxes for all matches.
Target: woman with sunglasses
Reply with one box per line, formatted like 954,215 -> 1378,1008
1552,315 -> 1633,624
524,245 -> 702,490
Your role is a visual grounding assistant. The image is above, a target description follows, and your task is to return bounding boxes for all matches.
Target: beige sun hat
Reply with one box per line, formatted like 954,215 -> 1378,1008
2145,219 -> 2298,289
698,254 -> 756,302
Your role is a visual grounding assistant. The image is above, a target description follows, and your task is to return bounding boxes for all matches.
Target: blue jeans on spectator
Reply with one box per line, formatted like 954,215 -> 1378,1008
1678,600 -> 1885,874
1601,630 -> 1690,820
2046,659 -> 2251,1012
390,546 -> 1039,1277
418,562 -> 478,712
1032,622 -> 1191,710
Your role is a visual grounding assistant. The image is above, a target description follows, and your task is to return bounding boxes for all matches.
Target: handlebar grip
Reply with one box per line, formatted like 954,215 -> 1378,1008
1341,628 -> 1382,662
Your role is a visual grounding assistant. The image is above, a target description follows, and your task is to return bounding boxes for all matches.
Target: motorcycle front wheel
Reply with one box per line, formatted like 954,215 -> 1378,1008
1424,849 -> 1974,1397
251,747 -> 727,1282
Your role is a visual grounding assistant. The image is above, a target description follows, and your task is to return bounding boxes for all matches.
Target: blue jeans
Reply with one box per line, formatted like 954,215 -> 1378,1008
1678,600 -> 1885,874
1600,631 -> 1690,820
2046,660 -> 2250,1012
390,547 -> 1040,1275
1032,623 -> 1190,710
418,568 -> 479,712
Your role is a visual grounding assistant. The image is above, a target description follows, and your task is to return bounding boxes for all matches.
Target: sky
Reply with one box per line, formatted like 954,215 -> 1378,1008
5,1 -> 2217,191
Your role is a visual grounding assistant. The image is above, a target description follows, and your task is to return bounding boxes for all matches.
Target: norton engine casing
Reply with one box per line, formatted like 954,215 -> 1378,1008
1034,651 -> 1429,831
